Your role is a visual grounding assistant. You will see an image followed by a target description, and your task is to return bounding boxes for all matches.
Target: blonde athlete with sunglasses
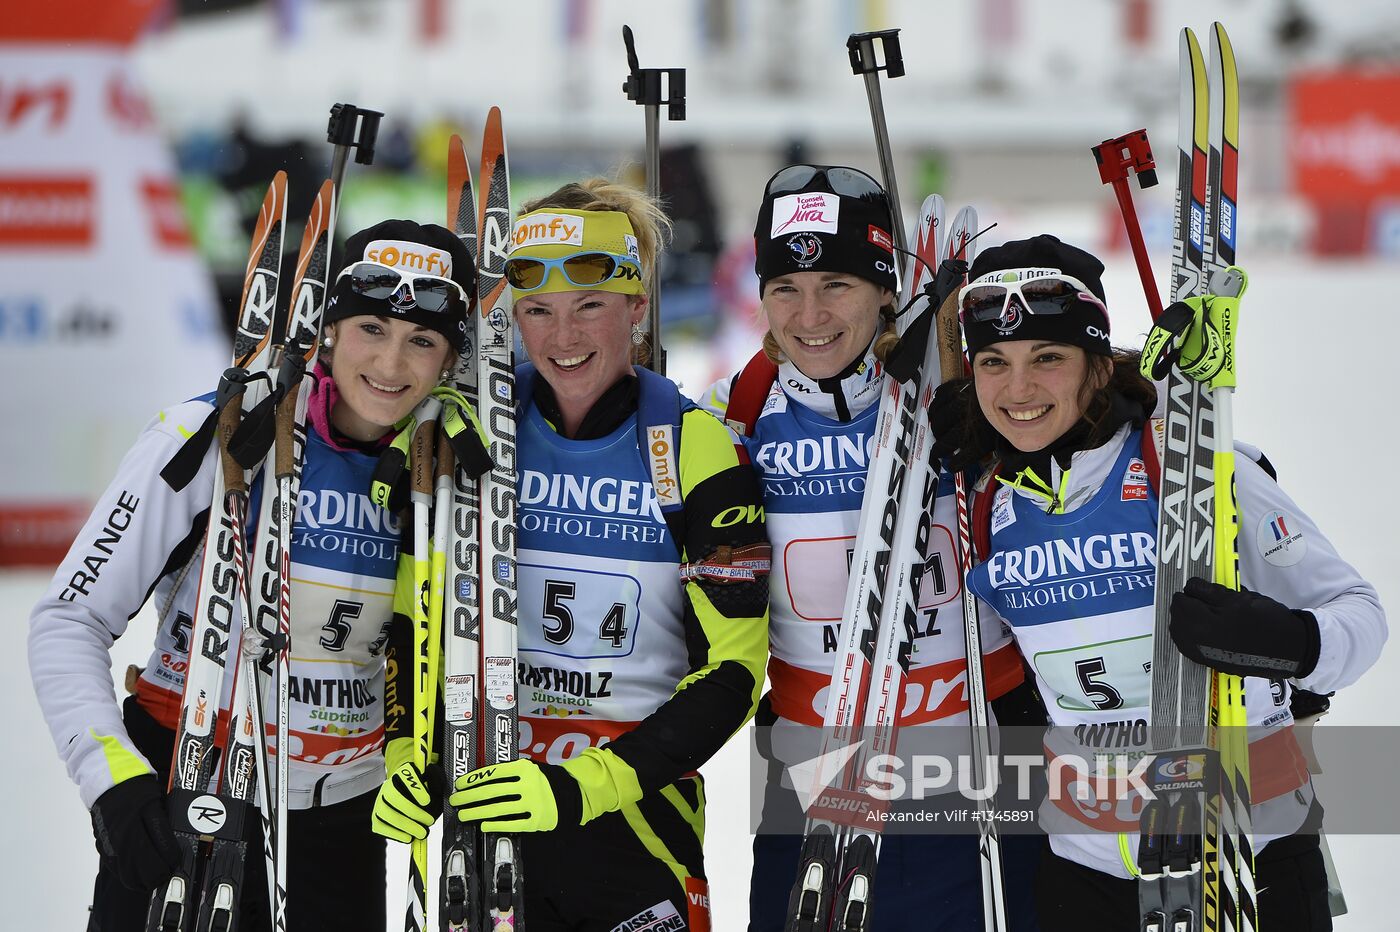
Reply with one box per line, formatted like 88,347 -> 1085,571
704,165 -> 1044,931
374,179 -> 771,931
29,220 -> 473,930
929,234 -> 1385,931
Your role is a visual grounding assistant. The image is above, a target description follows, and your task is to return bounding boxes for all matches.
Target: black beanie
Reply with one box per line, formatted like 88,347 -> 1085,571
753,166 -> 898,294
962,234 -> 1111,358
325,219 -> 474,351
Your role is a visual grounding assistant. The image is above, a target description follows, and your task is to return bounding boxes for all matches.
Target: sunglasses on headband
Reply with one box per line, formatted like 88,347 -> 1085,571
764,164 -> 886,200
959,270 -> 1107,323
335,261 -> 468,313
503,250 -> 641,292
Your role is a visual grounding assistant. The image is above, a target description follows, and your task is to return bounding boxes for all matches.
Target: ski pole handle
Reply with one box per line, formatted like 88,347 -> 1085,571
621,25 -> 686,375
1092,130 -> 1164,320
847,28 -> 905,79
847,29 -> 908,257
272,353 -> 307,481
621,26 -> 687,119
326,103 -> 384,210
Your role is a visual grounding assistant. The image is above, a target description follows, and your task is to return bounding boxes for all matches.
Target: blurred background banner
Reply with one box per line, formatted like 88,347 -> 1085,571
1290,71 -> 1400,256
0,2 -> 226,565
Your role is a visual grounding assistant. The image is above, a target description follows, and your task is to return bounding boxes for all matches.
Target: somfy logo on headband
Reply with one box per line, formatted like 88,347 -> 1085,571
511,213 -> 584,248
771,193 -> 839,237
364,240 -> 452,278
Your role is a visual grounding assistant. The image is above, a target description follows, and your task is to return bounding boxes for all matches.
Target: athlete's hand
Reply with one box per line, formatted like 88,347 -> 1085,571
449,758 -> 582,833
372,738 -> 444,843
90,774 -> 182,892
927,378 -> 975,469
1169,578 -> 1320,679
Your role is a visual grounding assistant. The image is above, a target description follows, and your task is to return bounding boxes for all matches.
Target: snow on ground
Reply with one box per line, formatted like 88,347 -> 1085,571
5,258 -> 1397,929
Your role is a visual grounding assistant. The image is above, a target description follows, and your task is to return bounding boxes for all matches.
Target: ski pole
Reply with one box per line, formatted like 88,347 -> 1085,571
404,397 -> 444,932
1092,130 -> 1164,320
620,24 -> 686,375
934,218 -> 1009,932
325,103 -> 383,212
846,29 -> 908,257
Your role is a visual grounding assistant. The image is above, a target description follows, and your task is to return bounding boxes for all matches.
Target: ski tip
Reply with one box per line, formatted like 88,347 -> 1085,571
296,180 -> 335,260
946,206 -> 978,263
260,172 -> 288,227
1212,21 -> 1236,59
1184,26 -> 1203,59
447,135 -> 475,233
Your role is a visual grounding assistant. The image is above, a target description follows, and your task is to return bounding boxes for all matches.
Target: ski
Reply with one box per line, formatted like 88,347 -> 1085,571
1138,22 -> 1254,932
784,200 -> 976,932
931,218 -> 1010,932
1201,23 -> 1255,932
473,104 -> 524,932
1138,26 -> 1215,932
244,177 -> 338,932
440,132 -> 485,932
218,176 -> 336,929
148,175 -> 288,932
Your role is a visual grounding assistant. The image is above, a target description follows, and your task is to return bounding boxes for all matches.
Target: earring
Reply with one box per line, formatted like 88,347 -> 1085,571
441,370 -> 451,382
322,335 -> 334,349
631,325 -> 645,346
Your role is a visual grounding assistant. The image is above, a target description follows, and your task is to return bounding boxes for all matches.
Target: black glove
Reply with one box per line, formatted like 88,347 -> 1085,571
927,378 -> 975,469
1169,578 -> 1320,679
90,774 -> 182,892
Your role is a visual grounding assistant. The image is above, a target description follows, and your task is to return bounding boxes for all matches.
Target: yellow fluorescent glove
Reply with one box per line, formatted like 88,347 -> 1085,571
560,747 -> 642,824
372,754 -> 443,844
449,758 -> 578,833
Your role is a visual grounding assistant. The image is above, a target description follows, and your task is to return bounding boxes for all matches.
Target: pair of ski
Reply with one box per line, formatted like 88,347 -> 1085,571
785,198 -> 1000,932
151,103 -> 381,932
1130,22 -> 1255,932
394,107 -> 524,932
150,171 -> 339,932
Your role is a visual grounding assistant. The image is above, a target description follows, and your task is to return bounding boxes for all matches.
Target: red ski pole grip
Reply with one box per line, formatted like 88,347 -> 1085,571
1092,130 -> 1165,320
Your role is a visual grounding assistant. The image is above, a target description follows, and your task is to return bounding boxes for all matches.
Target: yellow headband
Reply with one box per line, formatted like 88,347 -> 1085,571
507,208 -> 645,296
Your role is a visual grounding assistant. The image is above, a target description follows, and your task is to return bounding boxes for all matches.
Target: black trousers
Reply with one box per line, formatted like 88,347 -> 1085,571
520,777 -> 710,931
1035,832 -> 1332,932
88,696 -> 386,932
